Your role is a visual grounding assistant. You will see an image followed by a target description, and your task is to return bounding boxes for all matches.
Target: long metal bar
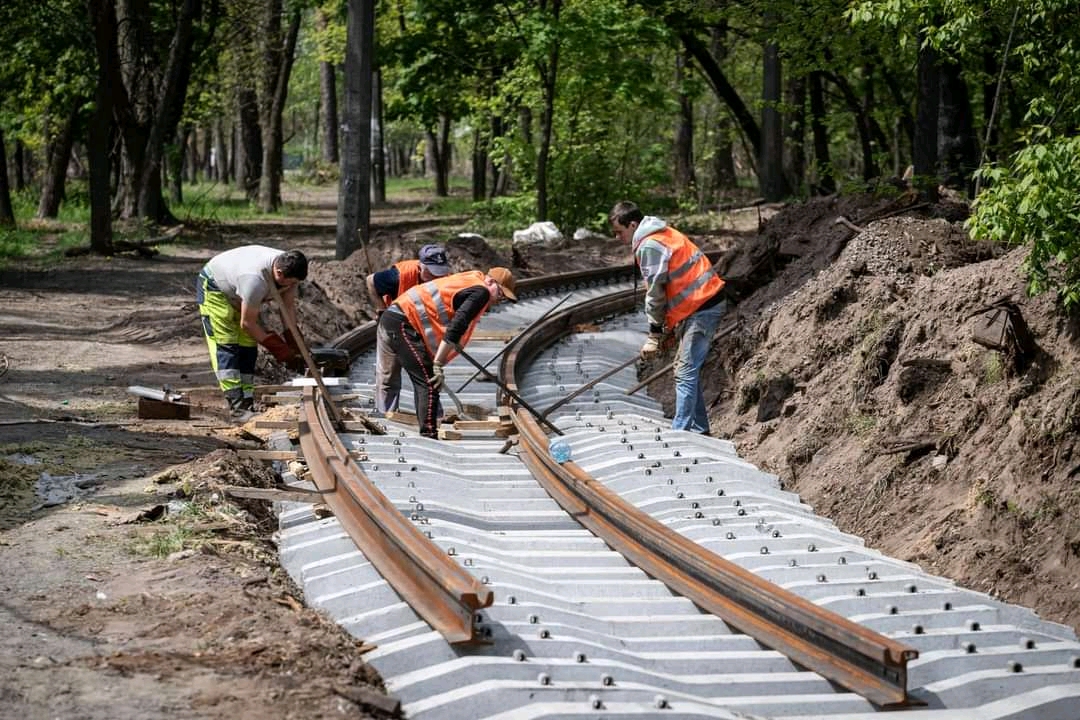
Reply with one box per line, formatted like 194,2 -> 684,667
501,293 -> 918,707
454,292 -> 573,393
265,270 -> 347,430
539,354 -> 638,420
450,343 -> 564,436
297,386 -> 493,644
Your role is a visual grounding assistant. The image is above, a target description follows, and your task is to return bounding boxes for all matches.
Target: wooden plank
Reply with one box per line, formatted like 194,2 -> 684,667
451,420 -> 504,430
253,420 -> 296,429
385,410 -> 418,425
237,449 -> 369,462
222,485 -> 324,503
237,449 -> 299,460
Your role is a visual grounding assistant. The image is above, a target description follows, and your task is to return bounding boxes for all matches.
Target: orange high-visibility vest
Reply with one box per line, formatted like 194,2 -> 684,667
380,259 -> 423,306
644,226 -> 724,329
393,270 -> 492,359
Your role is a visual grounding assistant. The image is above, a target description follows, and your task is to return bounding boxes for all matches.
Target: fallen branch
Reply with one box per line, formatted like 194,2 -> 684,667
834,216 -> 865,234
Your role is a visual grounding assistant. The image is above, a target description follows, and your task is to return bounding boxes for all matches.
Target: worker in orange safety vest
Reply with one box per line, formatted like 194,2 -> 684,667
367,244 -> 453,413
610,200 -> 728,434
377,267 -> 517,438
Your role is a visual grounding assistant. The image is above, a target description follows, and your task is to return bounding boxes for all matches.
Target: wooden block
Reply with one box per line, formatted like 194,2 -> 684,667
385,410 -> 418,425
437,427 -> 463,440
137,396 -> 191,420
254,420 -> 296,429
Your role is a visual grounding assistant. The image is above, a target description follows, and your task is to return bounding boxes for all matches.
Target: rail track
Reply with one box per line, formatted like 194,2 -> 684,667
272,268 -> 1080,719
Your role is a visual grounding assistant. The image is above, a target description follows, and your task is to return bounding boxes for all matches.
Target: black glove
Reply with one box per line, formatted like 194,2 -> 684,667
261,333 -> 295,362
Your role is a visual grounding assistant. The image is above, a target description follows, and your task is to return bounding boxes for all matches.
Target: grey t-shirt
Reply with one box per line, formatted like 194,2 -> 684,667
205,245 -> 282,308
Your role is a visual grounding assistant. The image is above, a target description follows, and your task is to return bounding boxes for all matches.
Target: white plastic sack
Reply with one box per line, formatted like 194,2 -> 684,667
512,221 -> 563,248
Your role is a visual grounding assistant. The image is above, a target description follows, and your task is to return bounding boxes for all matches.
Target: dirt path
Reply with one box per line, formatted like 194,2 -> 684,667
0,185 -> 434,719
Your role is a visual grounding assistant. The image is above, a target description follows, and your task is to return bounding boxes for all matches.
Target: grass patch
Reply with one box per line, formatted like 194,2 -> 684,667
845,412 -> 878,437
982,352 -> 1005,385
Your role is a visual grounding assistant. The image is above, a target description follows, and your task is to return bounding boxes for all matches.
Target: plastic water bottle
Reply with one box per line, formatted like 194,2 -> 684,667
549,437 -> 572,464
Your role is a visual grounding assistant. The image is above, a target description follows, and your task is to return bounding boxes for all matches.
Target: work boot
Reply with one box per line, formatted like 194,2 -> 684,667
226,393 -> 255,423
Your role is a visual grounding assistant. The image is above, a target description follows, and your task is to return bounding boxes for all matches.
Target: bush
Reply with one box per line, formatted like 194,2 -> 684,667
968,134 -> 1080,310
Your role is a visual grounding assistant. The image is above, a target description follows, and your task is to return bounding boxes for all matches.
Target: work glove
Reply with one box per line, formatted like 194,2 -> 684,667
261,333 -> 296,363
640,333 -> 664,360
431,362 -> 446,391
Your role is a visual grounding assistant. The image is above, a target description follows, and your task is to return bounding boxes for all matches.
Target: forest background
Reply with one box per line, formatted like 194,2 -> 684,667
0,0 -> 1078,311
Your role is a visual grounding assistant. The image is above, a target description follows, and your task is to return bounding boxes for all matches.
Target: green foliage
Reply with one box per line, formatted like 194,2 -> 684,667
968,135 -> 1080,309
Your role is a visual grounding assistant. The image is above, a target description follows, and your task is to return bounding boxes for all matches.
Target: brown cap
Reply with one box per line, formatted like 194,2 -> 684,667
487,267 -> 517,301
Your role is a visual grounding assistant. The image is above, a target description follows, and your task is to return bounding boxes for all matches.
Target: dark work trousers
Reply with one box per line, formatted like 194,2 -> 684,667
378,309 -> 443,437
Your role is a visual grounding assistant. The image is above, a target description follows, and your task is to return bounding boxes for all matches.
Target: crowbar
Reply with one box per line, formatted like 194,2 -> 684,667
450,343 -> 564,436
539,355 -> 638,420
455,292 -> 574,393
264,271 -> 352,431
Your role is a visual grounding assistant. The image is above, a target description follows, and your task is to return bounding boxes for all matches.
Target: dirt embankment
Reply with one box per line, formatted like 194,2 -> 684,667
693,194 -> 1080,632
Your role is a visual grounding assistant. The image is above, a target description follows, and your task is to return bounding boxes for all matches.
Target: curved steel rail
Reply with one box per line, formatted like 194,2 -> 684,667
499,286 -> 920,707
297,385 -> 493,643
311,265 -> 917,704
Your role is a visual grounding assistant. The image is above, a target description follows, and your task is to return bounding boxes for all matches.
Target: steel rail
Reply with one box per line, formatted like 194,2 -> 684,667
297,385 -> 493,644
498,289 -> 920,707
318,265 -> 918,700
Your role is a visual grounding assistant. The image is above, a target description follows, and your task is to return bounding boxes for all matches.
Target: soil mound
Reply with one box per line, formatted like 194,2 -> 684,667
700,195 -> 1080,632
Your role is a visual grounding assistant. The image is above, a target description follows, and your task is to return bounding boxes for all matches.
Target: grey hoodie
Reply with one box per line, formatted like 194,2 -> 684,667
631,216 -> 674,330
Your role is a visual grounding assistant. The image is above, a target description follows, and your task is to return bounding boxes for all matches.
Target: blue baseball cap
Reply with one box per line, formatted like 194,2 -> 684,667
418,244 -> 451,276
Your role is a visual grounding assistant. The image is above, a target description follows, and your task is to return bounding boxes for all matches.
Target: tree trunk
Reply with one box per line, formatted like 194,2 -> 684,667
13,139 -> 26,191
535,0 -> 561,222
134,0 -> 199,225
471,124 -> 486,202
200,125 -> 212,180
371,67 -> 385,202
939,58 -> 978,195
783,74 -> 806,195
681,30 -> 760,160
236,88 -> 261,197
426,116 -> 451,197
708,25 -> 736,193
674,51 -> 696,196
808,71 -> 835,194
913,33 -> 941,201
759,40 -> 788,201
87,0 -> 116,254
335,0 -> 374,261
317,9 -> 339,164
169,124 -> 189,204
214,118 -> 229,183
0,130 -> 14,227
38,105 -> 79,218
487,115 -> 506,198
824,69 -> 883,181
258,3 -> 301,212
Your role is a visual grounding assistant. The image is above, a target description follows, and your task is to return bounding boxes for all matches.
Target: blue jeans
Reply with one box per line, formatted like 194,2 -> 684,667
672,300 -> 726,433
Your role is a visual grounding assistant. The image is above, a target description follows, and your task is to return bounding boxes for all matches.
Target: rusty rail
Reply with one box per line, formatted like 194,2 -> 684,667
322,267 -> 917,702
297,386 -> 493,644
498,289 -> 919,707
